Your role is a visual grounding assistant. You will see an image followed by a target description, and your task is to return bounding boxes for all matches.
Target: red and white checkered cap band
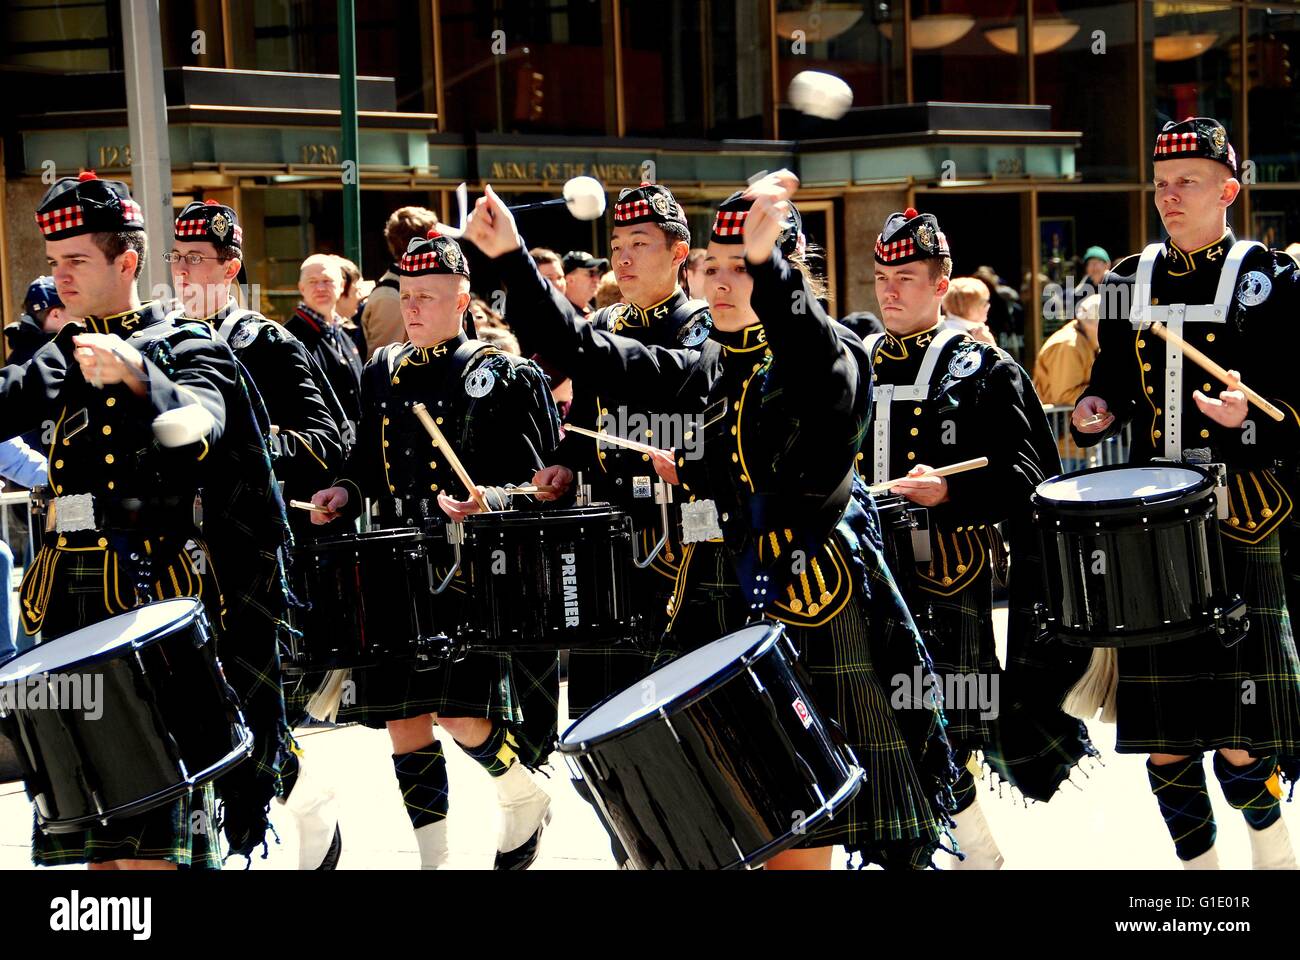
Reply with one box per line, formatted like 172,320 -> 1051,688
613,199 -> 651,222
875,236 -> 916,262
400,251 -> 441,272
712,209 -> 748,237
35,205 -> 85,236
175,217 -> 244,245
935,230 -> 949,253
1154,131 -> 1200,156
120,197 -> 142,223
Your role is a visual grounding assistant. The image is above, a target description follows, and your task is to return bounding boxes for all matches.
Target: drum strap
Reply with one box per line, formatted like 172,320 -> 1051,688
865,329 -> 965,485
1129,240 -> 1261,460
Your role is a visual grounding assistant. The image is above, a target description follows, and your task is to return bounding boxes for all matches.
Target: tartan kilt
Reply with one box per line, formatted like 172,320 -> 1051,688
335,651 -> 518,727
1115,530 -> 1300,758
565,562 -> 666,719
19,538 -> 225,868
661,537 -> 951,868
908,573 -> 999,752
984,522 -> 1097,801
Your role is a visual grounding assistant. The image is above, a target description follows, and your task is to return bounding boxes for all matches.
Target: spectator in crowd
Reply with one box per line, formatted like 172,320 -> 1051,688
0,437 -> 49,662
477,325 -> 521,355
941,276 -> 997,345
562,250 -> 609,318
469,296 -> 508,333
334,256 -> 369,359
594,270 -> 623,309
1073,246 -> 1110,302
974,264 -> 1024,356
4,276 -> 72,368
684,247 -> 708,297
1032,292 -> 1101,406
363,205 -> 439,355
838,310 -> 884,338
531,248 -> 566,294
288,253 -> 365,427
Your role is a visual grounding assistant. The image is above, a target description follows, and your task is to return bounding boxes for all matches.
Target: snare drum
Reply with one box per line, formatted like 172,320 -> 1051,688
459,506 -> 634,650
874,496 -> 930,609
1032,464 -> 1248,648
288,527 -> 448,671
0,599 -> 253,834
559,621 -> 864,869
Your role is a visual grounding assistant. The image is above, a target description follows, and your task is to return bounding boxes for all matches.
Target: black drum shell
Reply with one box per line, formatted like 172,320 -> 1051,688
559,624 -> 861,869
1033,467 -> 1233,646
0,601 -> 252,833
289,527 -> 445,670
460,506 -> 633,650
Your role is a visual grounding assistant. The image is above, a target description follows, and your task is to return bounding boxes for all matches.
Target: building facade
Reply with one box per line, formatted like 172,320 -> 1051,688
2,0 -> 1298,364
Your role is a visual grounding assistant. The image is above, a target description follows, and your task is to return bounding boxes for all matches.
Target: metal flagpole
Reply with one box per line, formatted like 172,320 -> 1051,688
121,0 -> 175,303
338,0 -> 362,270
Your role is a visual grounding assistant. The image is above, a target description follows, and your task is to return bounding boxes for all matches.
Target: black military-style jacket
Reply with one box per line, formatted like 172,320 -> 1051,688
1077,232 -> 1300,543
859,324 -> 1060,595
285,303 -> 364,431
192,301 -> 343,501
337,334 -> 560,529
502,253 -> 710,587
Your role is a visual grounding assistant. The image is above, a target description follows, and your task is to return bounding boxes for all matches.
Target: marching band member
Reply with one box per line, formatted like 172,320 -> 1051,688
2,172 -> 289,869
310,230 -> 560,870
1072,117 -> 1300,869
168,198 -> 345,869
864,208 -> 1094,867
466,175 -> 957,870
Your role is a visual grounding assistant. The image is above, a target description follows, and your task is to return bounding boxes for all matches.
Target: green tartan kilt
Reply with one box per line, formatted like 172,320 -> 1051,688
20,538 -> 225,868
1116,530 -> 1300,756
906,572 -> 999,752
660,544 -> 948,866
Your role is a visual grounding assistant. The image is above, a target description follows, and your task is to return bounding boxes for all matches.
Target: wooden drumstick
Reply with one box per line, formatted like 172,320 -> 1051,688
289,499 -> 330,513
564,424 -> 661,455
868,456 -> 990,495
411,403 -> 492,513
504,484 -> 557,496
1148,322 -> 1286,422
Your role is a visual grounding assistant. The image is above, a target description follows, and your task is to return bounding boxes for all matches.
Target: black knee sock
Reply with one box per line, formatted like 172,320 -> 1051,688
392,742 -> 449,829
459,723 -> 519,778
1147,756 -> 1216,861
1212,752 -> 1283,831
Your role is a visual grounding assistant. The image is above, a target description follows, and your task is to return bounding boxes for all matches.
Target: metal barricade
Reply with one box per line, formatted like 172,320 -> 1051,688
1042,404 -> 1131,474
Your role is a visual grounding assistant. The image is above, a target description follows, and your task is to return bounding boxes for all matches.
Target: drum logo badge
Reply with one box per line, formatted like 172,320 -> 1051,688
1237,271 -> 1271,307
561,551 -> 581,626
465,367 -> 496,398
678,316 -> 711,347
229,321 -> 256,350
792,698 -> 814,729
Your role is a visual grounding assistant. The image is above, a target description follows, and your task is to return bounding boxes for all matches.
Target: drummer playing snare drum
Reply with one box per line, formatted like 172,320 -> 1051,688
1072,117 -> 1300,870
310,229 -> 564,870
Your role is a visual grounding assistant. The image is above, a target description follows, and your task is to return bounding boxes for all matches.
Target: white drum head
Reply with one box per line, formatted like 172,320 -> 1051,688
563,623 -> 774,745
1036,466 -> 1205,504
0,598 -> 200,684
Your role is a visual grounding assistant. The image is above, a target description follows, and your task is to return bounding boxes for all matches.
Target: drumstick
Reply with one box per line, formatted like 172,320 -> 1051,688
504,484 -> 557,496
867,456 -> 990,495
1148,322 -> 1285,422
289,499 -> 330,514
564,424 -> 661,455
1079,413 -> 1110,428
411,403 -> 492,513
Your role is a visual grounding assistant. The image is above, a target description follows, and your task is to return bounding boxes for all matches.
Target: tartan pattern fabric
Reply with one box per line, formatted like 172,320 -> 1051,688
23,542 -> 225,868
711,209 -> 748,237
35,205 -> 84,236
510,650 -> 559,769
175,216 -> 243,245
399,250 -> 441,274
335,647 -> 520,727
1147,755 -> 1217,861
1115,531 -> 1300,757
875,236 -> 915,262
1154,131 -> 1199,156
613,198 -> 651,222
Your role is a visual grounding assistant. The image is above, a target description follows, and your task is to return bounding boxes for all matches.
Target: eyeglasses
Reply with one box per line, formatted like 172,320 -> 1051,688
163,252 -> 224,265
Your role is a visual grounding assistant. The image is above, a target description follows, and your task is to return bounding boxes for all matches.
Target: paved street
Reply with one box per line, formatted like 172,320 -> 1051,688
2,607 -> 1296,870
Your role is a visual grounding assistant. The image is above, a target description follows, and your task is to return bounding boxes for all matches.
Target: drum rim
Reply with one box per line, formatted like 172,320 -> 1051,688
462,504 -> 628,528
1031,462 -> 1212,511
0,598 -> 206,685
557,622 -> 784,752
296,526 -> 439,550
